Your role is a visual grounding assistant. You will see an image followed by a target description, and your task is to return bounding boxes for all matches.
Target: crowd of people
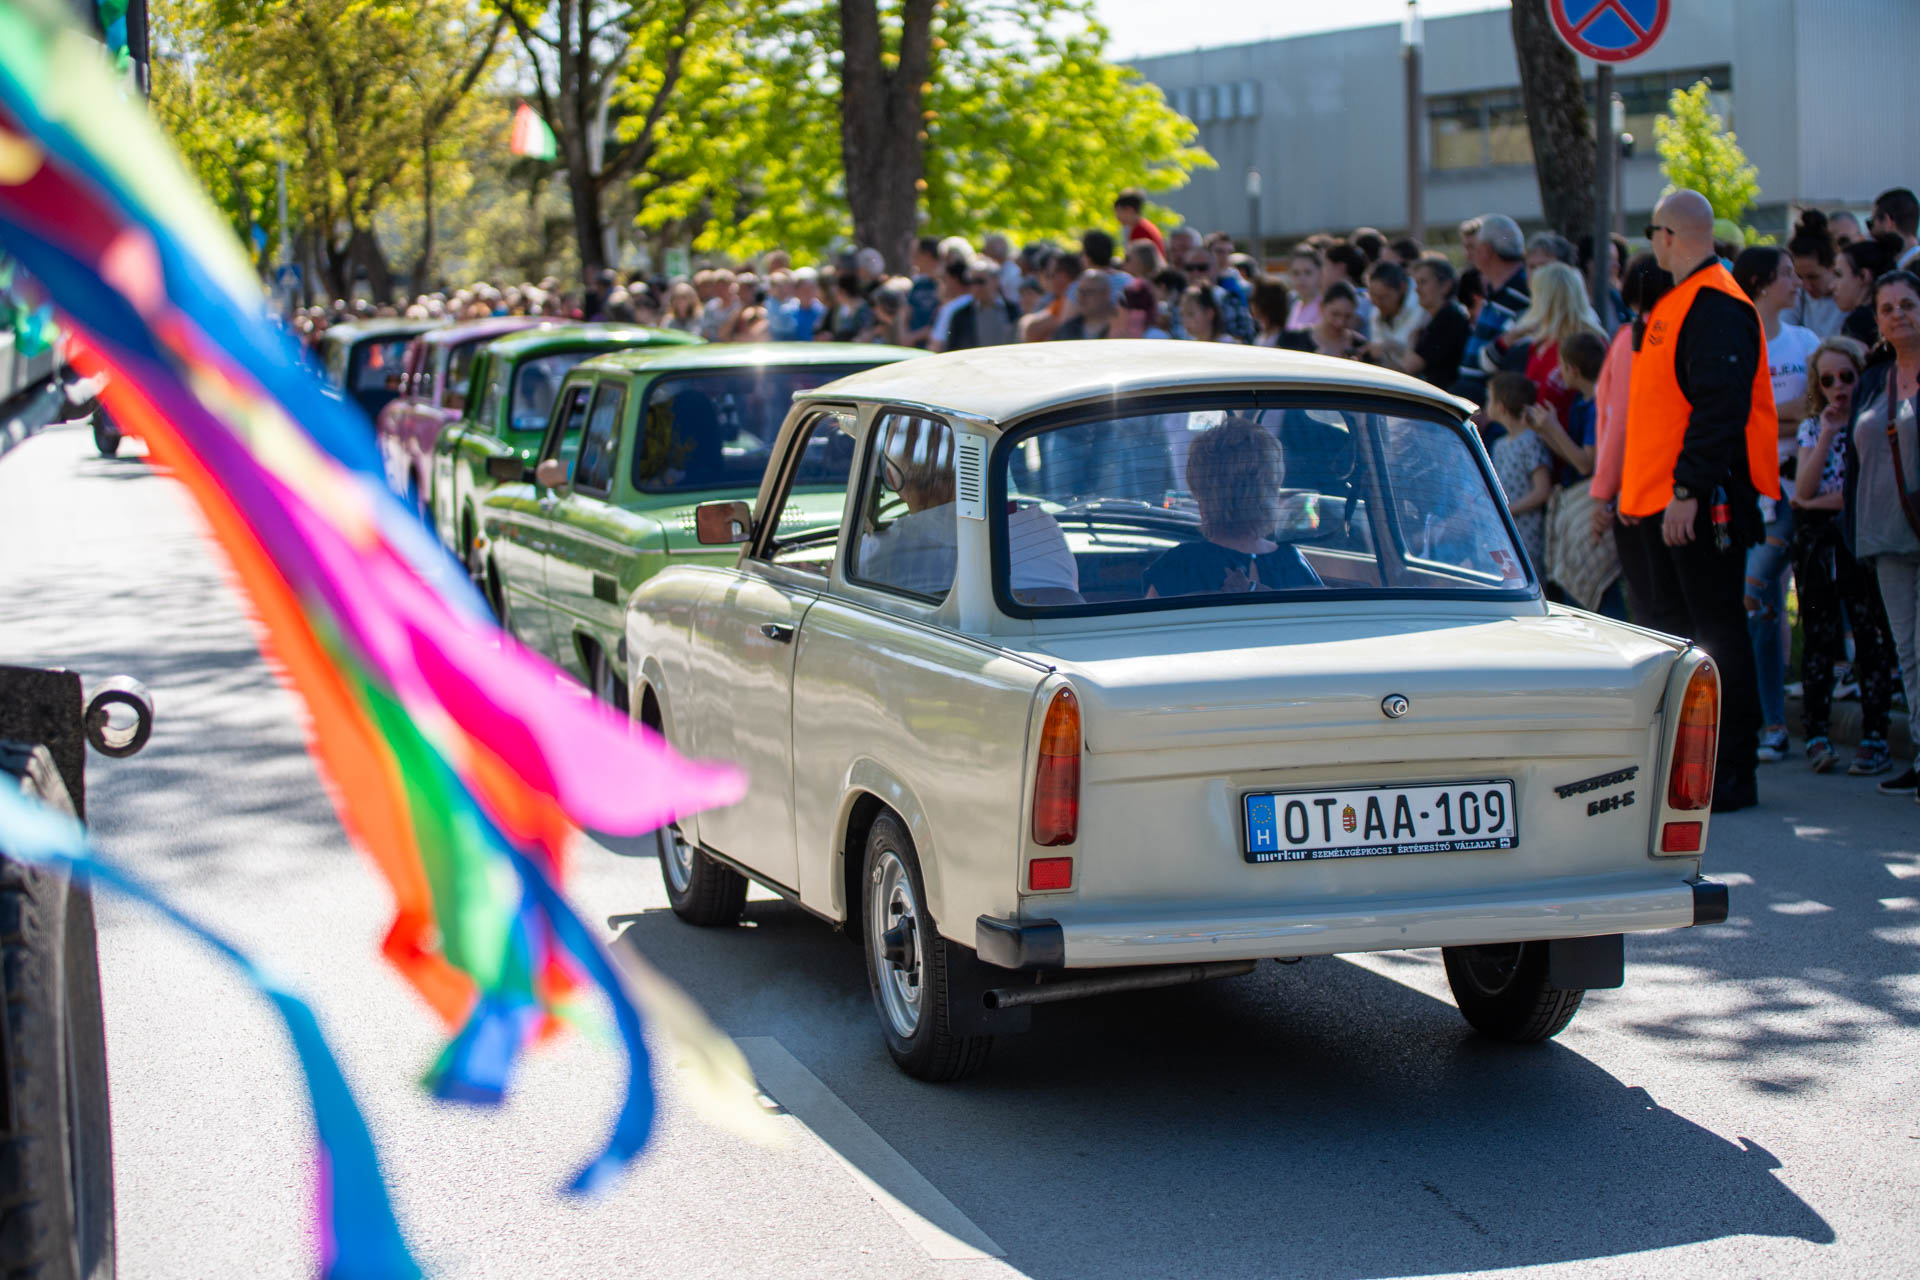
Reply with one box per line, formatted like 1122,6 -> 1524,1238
292,181 -> 1920,815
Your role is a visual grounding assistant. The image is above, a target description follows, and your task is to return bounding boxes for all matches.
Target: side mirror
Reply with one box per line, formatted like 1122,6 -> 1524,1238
486,454 -> 530,482
693,500 -> 752,545
534,457 -> 570,489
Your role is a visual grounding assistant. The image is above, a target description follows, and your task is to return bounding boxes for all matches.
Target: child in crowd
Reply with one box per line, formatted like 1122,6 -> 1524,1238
1486,373 -> 1553,570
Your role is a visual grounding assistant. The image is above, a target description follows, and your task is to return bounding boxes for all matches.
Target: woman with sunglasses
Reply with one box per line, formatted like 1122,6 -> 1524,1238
1792,336 -> 1896,773
1841,270 -> 1920,794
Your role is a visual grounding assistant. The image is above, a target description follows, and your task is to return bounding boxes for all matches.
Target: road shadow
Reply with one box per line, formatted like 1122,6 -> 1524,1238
614,897 -> 1832,1280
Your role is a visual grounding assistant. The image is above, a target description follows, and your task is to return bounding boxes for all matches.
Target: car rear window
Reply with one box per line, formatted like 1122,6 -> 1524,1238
631,366 -> 872,494
346,338 -> 410,393
994,398 -> 1531,614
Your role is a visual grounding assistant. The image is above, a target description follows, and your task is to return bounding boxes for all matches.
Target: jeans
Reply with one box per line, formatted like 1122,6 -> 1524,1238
1615,512 -> 1763,780
1744,504 -> 1792,730
1791,512 -> 1896,740
1874,554 -> 1920,752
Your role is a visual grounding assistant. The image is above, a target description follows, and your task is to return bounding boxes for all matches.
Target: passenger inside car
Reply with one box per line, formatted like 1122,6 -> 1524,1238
1142,416 -> 1323,597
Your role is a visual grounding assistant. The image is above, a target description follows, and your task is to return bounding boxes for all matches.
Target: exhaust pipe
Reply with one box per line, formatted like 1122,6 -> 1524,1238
983,960 -> 1256,1009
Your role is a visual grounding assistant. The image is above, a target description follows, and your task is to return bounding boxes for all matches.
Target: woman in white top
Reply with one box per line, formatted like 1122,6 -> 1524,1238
1733,245 -> 1821,762
1364,260 -> 1425,346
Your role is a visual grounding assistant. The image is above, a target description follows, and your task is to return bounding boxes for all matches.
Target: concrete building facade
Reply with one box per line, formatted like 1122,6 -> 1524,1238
1128,0 -> 1920,250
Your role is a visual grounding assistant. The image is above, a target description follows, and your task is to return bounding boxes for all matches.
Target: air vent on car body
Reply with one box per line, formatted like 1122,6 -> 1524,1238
955,431 -> 987,521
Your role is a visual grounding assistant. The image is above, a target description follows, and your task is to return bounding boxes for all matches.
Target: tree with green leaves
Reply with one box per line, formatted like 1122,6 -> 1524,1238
156,0 -> 505,300
1655,80 -> 1761,228
641,0 -> 1208,268
494,0 -> 740,281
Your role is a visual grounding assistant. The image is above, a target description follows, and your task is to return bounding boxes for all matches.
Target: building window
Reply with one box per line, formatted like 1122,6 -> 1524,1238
1426,64 -> 1732,172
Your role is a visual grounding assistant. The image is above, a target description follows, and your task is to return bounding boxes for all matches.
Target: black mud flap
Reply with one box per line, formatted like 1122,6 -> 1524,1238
943,944 -> 1033,1037
1547,933 -> 1624,991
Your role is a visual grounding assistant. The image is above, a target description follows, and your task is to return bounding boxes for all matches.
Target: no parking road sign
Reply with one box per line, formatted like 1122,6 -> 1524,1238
1549,0 -> 1669,63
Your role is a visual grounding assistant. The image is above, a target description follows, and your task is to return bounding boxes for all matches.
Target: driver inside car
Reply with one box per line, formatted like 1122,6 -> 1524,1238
858,418 -> 1082,604
1143,416 -> 1323,598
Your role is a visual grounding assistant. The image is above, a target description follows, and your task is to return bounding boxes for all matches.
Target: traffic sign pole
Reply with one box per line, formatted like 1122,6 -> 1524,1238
1592,63 -> 1615,331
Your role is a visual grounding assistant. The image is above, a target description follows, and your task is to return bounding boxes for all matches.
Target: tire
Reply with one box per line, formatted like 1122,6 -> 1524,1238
861,814 -> 991,1081
486,559 -> 513,633
461,510 -> 485,595
1442,941 -> 1584,1043
590,649 -> 629,715
654,821 -> 747,927
89,411 -> 120,459
0,742 -> 116,1280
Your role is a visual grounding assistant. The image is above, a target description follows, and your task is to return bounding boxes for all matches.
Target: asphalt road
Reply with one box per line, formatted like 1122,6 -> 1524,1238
2,423 -> 1916,1279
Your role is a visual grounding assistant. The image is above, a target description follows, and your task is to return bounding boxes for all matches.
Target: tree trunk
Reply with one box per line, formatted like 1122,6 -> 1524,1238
412,138 -> 436,294
350,224 -> 395,303
1510,0 -> 1595,240
568,165 -> 608,282
839,0 -> 935,272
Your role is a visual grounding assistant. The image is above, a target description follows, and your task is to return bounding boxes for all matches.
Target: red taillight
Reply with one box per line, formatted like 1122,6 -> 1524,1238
1028,857 -> 1074,891
1667,661 -> 1720,811
1031,688 -> 1081,847
1661,821 -> 1703,853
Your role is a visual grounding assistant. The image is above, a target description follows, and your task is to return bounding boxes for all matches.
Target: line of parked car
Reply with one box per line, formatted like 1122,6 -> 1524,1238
340,321 -> 1732,1082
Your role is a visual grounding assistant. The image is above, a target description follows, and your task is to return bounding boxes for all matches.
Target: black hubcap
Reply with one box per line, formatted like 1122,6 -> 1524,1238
881,917 -> 918,972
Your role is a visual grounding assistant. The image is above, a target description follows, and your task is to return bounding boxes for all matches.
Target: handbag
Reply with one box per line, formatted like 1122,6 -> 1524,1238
1879,378 -> 1920,543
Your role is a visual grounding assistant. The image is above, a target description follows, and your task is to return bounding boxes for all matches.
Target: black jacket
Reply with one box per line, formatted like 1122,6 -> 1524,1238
1668,258 -> 1763,503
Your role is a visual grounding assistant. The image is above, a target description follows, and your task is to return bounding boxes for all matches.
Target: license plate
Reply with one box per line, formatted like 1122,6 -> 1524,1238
1242,780 -> 1517,863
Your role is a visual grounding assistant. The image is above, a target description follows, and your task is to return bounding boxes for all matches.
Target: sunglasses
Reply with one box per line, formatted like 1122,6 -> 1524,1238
1820,369 -> 1858,388
1185,261 -> 1213,272
966,276 -> 994,285
1644,224 -> 1671,240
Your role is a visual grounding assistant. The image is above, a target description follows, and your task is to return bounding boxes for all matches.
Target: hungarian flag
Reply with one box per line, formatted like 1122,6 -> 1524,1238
509,102 -> 557,161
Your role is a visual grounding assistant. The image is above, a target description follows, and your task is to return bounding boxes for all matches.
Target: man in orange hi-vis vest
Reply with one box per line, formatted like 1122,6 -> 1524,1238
1617,189 -> 1780,814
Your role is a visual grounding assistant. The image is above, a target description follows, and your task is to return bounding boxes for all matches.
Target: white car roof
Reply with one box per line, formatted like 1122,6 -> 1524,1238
796,339 -> 1475,427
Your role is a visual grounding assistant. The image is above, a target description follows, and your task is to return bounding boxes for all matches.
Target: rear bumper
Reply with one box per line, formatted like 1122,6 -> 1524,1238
977,876 -> 1727,970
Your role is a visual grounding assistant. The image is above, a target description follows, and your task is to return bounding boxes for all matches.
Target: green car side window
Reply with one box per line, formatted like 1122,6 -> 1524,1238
477,358 -> 510,433
573,384 -> 626,496
543,383 -> 593,471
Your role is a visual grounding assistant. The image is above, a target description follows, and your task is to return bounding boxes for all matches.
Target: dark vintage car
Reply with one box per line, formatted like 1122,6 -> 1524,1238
315,317 -> 443,425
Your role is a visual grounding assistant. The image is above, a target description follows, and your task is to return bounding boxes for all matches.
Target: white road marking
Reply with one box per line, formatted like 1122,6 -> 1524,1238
737,1037 -> 1006,1261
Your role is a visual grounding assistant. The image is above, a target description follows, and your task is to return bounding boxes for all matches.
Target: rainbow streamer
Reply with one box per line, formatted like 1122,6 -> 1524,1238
0,0 -> 746,1272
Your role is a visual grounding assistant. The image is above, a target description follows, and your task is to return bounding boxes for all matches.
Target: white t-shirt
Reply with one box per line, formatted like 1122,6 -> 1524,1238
1768,323 -> 1820,463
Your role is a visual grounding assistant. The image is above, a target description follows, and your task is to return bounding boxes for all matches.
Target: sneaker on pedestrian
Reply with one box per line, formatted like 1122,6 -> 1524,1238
1755,727 -> 1788,763
1850,737 -> 1893,776
1833,663 -> 1859,701
1806,737 -> 1838,773
1878,764 -> 1919,795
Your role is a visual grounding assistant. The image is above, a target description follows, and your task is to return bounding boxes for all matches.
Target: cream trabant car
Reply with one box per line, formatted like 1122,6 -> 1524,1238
625,341 -> 1729,1080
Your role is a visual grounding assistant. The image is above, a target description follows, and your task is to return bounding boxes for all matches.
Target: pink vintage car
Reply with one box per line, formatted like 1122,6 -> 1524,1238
375,316 -> 539,512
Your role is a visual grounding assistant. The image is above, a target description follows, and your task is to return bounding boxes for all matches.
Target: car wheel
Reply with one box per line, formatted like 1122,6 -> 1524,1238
90,407 -> 121,458
862,814 -> 991,1081
0,742 -> 116,1280
486,558 -> 513,633
590,649 -> 629,714
656,820 -> 747,926
462,510 -> 485,594
1442,941 -> 1584,1043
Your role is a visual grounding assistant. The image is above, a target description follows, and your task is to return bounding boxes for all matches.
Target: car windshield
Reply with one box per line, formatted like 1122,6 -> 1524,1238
632,366 -> 872,494
995,400 -> 1530,613
346,338 -> 410,393
511,353 -> 590,432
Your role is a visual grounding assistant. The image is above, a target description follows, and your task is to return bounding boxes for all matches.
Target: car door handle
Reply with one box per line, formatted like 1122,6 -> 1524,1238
759,622 -> 795,643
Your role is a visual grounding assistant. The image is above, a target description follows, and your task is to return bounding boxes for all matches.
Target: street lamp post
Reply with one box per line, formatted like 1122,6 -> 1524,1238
1246,168 -> 1263,261
1403,0 -> 1424,244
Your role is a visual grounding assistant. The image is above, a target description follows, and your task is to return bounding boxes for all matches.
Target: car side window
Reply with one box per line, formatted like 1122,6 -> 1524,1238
849,412 -> 957,602
477,359 -> 510,433
759,410 -> 857,575
443,342 -> 479,411
542,383 -> 593,471
572,383 -> 626,495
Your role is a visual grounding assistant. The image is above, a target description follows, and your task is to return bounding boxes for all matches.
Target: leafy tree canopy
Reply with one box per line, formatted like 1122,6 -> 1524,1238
1655,80 -> 1761,227
638,0 -> 1211,261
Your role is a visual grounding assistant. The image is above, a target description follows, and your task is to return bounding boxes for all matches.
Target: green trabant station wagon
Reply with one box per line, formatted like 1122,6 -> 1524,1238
480,342 -> 921,702
430,323 -> 701,580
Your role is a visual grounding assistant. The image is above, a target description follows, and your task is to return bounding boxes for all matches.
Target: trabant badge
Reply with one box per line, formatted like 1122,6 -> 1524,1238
1381,694 -> 1410,719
